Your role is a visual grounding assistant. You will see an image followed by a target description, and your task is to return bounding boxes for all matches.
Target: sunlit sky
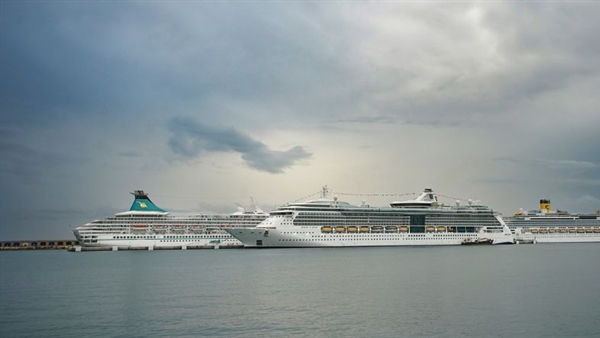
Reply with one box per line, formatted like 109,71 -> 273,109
1,1 -> 599,240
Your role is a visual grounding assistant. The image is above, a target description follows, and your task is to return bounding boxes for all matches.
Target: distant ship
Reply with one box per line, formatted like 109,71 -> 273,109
507,199 -> 600,243
225,187 -> 514,247
73,190 -> 268,249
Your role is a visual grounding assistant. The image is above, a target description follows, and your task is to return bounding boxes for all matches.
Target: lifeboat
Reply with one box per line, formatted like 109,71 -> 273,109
437,226 -> 446,232
594,228 -> 600,233
577,228 -> 584,233
131,225 -> 149,230
347,226 -> 358,233
371,226 -> 384,233
359,226 -> 370,233
335,226 -> 346,233
426,226 -> 435,232
447,227 -> 455,232
321,226 -> 332,233
399,226 -> 409,232
559,228 -> 567,233
548,228 -> 556,233
539,228 -> 547,233
531,229 -> 539,233
385,226 -> 398,233
569,228 -> 577,233
585,228 -> 593,233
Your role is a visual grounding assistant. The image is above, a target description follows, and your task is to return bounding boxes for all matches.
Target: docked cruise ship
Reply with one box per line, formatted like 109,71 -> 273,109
73,190 -> 268,249
224,187 -> 514,247
508,199 -> 600,243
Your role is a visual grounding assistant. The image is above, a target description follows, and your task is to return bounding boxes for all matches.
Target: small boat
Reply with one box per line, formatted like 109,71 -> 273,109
399,226 -> 409,232
385,226 -> 398,233
321,226 -> 332,233
437,226 -> 446,232
426,226 -> 435,232
359,226 -> 370,233
335,226 -> 346,233
347,226 -> 358,233
461,238 -> 494,245
371,226 -> 384,233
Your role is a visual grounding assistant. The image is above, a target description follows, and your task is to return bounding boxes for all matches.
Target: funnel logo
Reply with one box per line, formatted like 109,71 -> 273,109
138,202 -> 147,208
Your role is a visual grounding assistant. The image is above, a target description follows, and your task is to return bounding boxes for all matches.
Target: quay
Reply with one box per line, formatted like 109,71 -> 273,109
69,244 -> 243,252
0,240 -> 243,251
1,240 -> 78,251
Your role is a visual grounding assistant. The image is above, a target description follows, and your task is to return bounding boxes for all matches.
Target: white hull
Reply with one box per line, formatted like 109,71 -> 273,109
76,232 -> 242,248
514,232 -> 600,244
225,227 -> 514,247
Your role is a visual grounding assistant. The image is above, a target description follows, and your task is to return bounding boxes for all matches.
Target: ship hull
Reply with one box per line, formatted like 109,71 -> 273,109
514,232 -> 600,243
74,232 -> 242,248
225,228 -> 514,248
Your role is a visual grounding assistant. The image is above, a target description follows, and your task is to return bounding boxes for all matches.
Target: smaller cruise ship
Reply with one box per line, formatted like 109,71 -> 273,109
507,199 -> 600,243
73,190 -> 268,249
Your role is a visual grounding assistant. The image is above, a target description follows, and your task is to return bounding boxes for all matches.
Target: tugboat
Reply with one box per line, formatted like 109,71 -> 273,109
461,238 -> 494,245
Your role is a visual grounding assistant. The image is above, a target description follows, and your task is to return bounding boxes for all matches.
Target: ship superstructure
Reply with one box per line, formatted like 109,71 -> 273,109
507,199 -> 600,243
73,190 -> 268,249
225,187 -> 514,247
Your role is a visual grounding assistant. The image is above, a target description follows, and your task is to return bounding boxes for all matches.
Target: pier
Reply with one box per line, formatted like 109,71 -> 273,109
0,240 -> 243,251
69,244 -> 242,252
0,240 -> 79,251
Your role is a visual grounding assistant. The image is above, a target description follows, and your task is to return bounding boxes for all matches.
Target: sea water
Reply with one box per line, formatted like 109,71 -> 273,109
1,244 -> 599,338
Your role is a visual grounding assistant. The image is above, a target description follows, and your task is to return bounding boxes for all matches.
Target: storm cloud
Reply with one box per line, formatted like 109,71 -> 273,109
167,117 -> 311,174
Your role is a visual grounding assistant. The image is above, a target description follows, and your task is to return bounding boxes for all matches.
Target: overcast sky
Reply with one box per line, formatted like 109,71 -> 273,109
1,1 -> 599,240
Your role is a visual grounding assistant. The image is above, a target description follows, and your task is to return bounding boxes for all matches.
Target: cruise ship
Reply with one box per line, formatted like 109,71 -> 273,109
508,199 -> 600,243
73,190 -> 268,249
224,187 -> 514,247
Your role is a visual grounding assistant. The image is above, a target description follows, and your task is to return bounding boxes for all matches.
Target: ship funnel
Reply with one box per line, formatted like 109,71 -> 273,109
540,199 -> 551,214
129,190 -> 167,212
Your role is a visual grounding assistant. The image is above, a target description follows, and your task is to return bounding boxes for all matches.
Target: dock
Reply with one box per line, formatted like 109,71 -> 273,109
69,244 -> 243,252
0,239 -> 243,251
1,240 -> 78,251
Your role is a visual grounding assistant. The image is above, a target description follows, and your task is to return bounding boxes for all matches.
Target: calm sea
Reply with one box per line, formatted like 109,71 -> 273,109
1,244 -> 599,338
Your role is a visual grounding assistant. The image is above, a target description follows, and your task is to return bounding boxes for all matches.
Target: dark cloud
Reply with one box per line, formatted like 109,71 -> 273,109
167,117 -> 311,174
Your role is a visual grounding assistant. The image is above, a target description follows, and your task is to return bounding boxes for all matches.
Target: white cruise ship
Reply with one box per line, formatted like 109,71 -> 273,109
508,199 -> 600,243
73,190 -> 268,249
224,187 -> 514,247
